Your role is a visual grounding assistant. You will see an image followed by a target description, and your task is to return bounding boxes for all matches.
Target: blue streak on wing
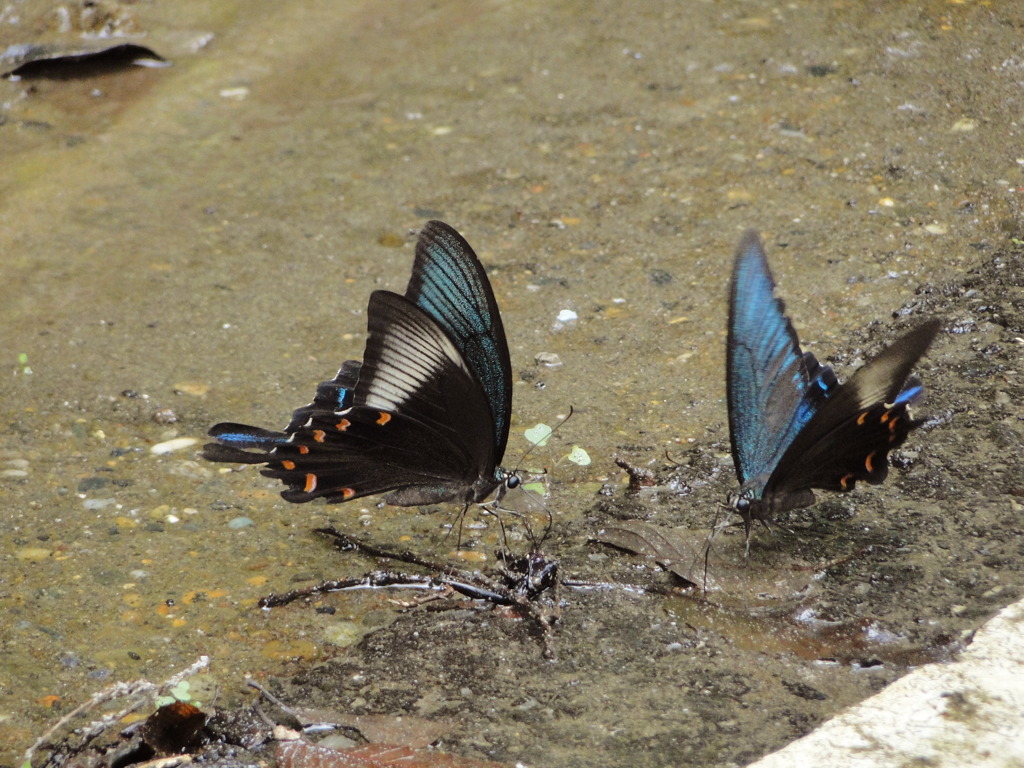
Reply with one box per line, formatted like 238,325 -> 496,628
727,231 -> 835,496
404,221 -> 512,457
207,425 -> 288,450
893,380 -> 923,406
283,360 -> 362,432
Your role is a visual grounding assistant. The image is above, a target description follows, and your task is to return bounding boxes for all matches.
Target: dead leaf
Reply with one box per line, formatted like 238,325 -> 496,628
595,520 -> 816,613
2,42 -> 169,80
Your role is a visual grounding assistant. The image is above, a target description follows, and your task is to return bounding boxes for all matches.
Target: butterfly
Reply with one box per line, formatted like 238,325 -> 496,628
202,220 -> 520,509
727,229 -> 940,533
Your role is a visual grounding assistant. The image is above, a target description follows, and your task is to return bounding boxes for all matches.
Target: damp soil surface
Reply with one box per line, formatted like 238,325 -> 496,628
23,246 -> 1024,767
252,246 -> 1024,768
3,2 -> 1024,767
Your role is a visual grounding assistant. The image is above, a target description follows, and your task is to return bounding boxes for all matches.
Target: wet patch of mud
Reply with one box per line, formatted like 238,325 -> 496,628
35,244 -> 1024,768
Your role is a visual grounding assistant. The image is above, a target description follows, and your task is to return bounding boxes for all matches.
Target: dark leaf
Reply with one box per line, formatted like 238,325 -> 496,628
2,43 -> 169,80
595,520 -> 816,613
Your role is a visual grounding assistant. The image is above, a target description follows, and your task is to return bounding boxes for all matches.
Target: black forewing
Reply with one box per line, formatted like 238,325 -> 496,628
404,220 -> 512,464
241,291 -> 500,505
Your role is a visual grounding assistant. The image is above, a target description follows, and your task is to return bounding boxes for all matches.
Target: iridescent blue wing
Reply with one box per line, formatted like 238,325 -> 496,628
404,220 -> 512,461
727,230 -> 837,495
726,229 -> 940,525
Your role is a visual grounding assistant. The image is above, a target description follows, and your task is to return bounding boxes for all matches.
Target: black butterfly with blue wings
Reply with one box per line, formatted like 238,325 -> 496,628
727,230 -> 940,533
203,220 -> 520,509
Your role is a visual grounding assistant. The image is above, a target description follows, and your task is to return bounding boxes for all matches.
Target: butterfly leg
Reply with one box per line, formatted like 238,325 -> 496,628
479,489 -> 554,551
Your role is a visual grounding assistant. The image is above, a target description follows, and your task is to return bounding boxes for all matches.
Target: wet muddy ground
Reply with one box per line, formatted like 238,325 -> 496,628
2,1 -> 1023,767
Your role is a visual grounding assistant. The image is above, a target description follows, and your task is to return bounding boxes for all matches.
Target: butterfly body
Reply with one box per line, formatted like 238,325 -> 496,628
727,230 -> 940,529
203,221 -> 517,508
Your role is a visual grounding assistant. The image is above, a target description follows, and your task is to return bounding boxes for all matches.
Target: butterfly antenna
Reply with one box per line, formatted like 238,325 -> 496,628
504,406 -> 574,547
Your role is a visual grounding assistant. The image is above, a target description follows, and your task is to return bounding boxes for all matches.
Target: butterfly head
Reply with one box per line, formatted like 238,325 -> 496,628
727,490 -> 750,515
727,489 -> 764,523
490,467 -> 521,502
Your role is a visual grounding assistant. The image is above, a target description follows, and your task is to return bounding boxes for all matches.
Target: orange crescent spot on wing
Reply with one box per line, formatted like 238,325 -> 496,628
865,450 -> 877,473
336,418 -> 351,431
839,473 -> 853,491
857,411 -> 869,426
304,474 -> 317,493
298,445 -> 310,455
313,430 -> 326,443
341,487 -> 356,500
377,412 -> 392,426
281,460 -> 296,470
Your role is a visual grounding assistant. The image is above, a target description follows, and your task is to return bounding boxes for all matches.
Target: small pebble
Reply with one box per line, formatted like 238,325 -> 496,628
16,547 -> 52,561
219,86 -> 249,100
949,117 -> 977,132
174,382 -> 210,397
150,437 -> 198,455
78,477 -> 109,492
152,408 -> 178,424
534,351 -> 563,368
228,516 -> 254,529
649,269 -> 673,285
553,308 -> 578,331
83,498 -> 117,510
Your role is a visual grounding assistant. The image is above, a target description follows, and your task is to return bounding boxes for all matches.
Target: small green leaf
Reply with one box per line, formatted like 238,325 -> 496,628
565,445 -> 591,466
524,423 -> 553,447
169,680 -> 191,702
